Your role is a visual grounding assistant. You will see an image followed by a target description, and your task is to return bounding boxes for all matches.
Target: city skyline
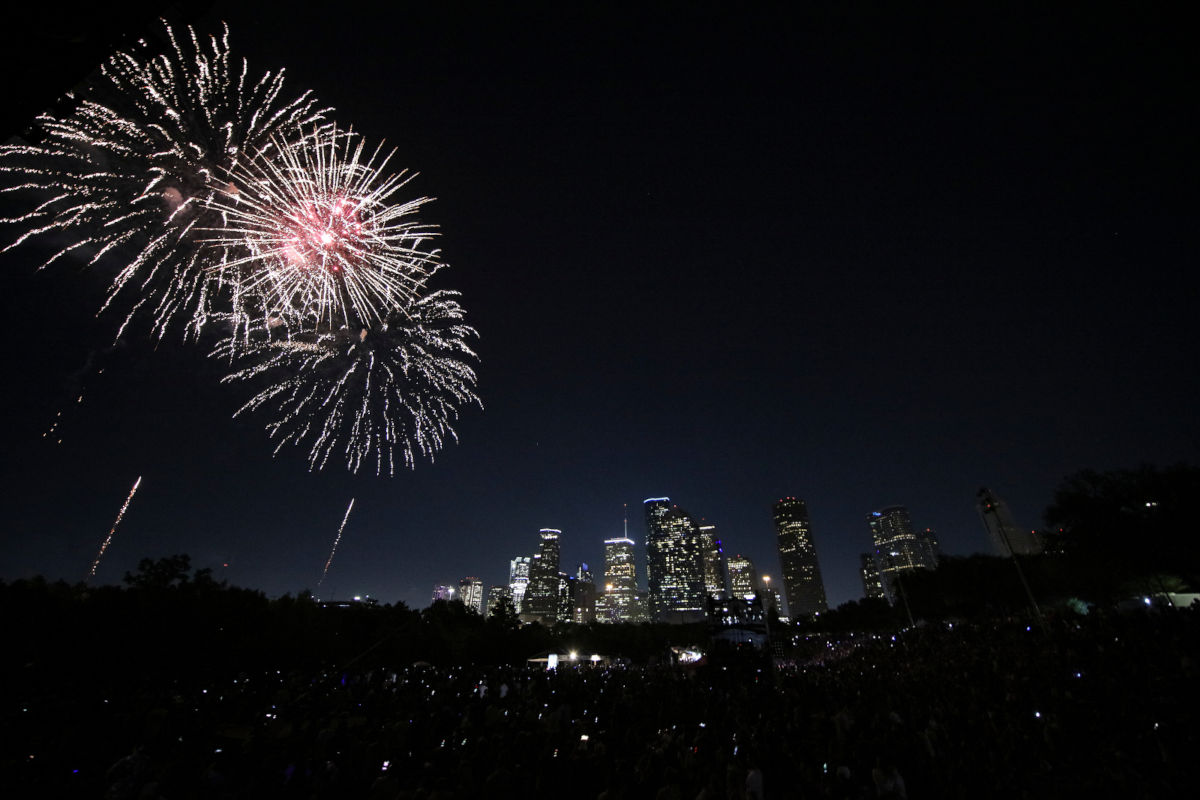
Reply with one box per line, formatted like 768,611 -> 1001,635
0,4 -> 1192,613
426,491 -> 978,617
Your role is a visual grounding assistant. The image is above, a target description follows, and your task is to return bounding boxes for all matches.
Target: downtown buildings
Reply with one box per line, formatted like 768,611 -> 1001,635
596,536 -> 647,623
772,497 -> 828,618
522,528 -> 563,624
865,505 -> 939,602
457,577 -> 484,615
644,497 -> 707,623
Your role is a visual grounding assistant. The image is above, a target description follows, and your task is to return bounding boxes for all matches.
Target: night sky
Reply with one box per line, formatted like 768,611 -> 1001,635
1,3 -> 1194,611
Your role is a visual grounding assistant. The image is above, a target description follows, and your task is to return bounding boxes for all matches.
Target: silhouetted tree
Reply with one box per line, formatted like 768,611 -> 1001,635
1045,463 -> 1200,597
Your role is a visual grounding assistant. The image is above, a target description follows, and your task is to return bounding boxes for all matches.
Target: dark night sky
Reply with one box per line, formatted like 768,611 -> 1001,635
1,2 -> 1195,611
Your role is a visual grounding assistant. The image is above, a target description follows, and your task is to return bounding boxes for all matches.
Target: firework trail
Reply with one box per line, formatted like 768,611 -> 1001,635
43,351 -> 107,444
0,22 -> 328,342
87,476 -> 142,581
318,498 -> 355,589
215,289 -> 481,475
203,125 -> 439,339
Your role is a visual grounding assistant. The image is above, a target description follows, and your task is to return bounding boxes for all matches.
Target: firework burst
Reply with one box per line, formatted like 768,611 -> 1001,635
203,125 -> 439,336
0,22 -> 328,341
215,289 -> 480,475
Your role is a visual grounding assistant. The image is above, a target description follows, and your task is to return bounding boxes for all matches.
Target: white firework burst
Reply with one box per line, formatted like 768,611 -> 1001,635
203,124 -> 440,337
0,21 -> 328,341
215,289 -> 481,475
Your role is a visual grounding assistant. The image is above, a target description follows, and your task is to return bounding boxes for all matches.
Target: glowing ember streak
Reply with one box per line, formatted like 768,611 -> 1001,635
214,289 -> 481,475
318,498 -> 355,588
0,22 -> 328,342
203,124 -> 438,333
88,476 -> 142,581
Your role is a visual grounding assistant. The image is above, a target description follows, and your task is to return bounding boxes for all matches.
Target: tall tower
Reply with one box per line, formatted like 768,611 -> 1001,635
458,576 -> 484,614
726,553 -> 759,600
868,505 -> 934,601
644,497 -> 706,622
977,487 -> 1042,556
509,556 -> 531,612
485,584 -> 512,617
773,497 -> 828,618
523,528 -> 563,623
860,553 -> 886,600
697,523 -> 727,600
598,535 -> 642,622
573,563 -> 596,623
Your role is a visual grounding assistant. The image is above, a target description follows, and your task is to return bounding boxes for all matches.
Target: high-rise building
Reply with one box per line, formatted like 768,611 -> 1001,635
523,529 -> 562,623
772,497 -> 828,618
867,505 -> 935,601
917,527 -> 941,567
976,487 -> 1042,556
509,556 -> 531,612
644,497 -> 706,622
760,575 -> 784,618
573,563 -> 596,623
485,584 -> 513,617
860,553 -> 886,600
458,576 -> 484,615
726,554 -> 759,600
597,536 -> 642,623
697,523 -> 727,600
431,584 -> 455,603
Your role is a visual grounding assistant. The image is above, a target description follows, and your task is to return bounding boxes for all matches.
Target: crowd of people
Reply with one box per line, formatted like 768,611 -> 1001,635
7,605 -> 1196,798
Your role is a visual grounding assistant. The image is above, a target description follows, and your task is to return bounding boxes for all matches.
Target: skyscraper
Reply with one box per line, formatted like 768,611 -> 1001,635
458,576 -> 484,615
860,553 -> 886,600
726,554 -> 759,600
917,527 -> 941,566
431,584 -> 455,603
573,563 -> 596,623
523,529 -> 562,623
867,505 -> 935,601
597,535 -> 643,623
644,497 -> 706,622
977,487 -> 1042,556
509,556 -> 531,612
772,497 -> 828,618
698,523 -> 727,600
485,584 -> 513,617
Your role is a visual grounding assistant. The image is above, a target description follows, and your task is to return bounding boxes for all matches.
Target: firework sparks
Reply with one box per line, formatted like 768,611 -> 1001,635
0,22 -> 328,341
203,125 -> 439,334
87,476 -> 143,581
215,289 -> 481,475
318,498 -> 355,589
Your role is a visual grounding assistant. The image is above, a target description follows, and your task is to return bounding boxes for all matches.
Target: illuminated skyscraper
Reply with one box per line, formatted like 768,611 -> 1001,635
644,497 -> 706,622
431,584 -> 455,603
867,505 -> 935,601
977,487 -> 1042,556
860,553 -> 886,600
698,523 -> 728,599
772,497 -> 828,618
509,556 -> 531,612
726,553 -> 759,600
458,576 -> 484,614
597,536 -> 643,623
523,529 -> 563,623
485,584 -> 513,617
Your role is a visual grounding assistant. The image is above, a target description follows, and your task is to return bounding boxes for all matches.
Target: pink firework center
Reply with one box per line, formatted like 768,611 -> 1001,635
282,196 -> 368,271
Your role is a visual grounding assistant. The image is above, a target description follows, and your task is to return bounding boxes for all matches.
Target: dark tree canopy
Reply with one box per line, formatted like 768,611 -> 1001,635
1044,463 -> 1199,591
